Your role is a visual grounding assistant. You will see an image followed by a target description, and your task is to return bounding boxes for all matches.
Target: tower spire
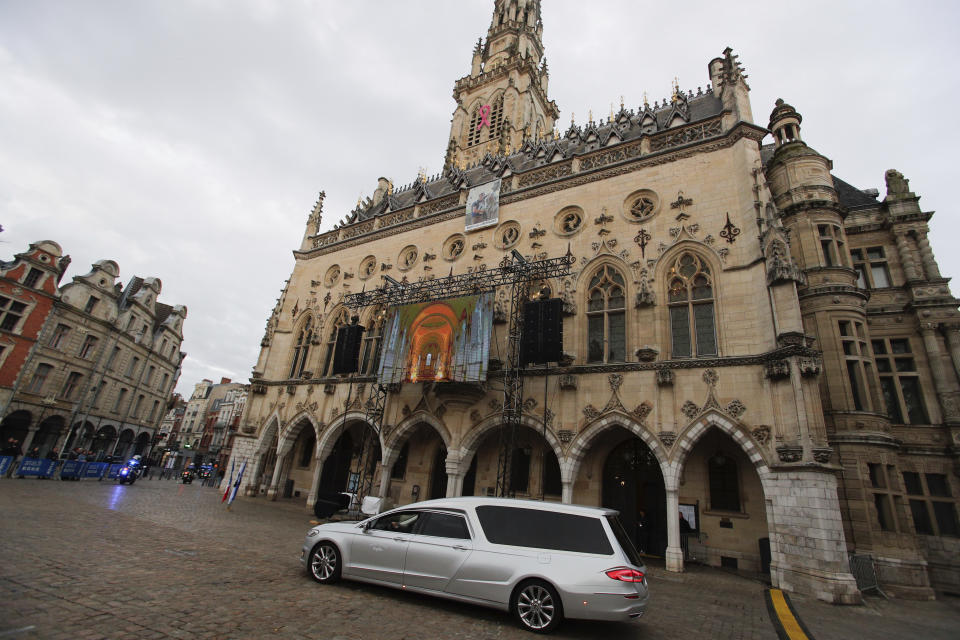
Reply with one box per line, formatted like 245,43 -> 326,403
447,0 -> 558,168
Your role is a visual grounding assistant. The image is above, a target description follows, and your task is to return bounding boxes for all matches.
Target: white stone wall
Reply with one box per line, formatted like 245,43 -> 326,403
764,470 -> 860,603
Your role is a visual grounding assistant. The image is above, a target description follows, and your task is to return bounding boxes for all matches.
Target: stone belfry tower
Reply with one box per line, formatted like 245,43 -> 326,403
446,0 -> 560,168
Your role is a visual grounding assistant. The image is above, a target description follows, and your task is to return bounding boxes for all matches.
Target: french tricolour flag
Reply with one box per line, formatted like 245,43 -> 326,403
220,459 -> 235,503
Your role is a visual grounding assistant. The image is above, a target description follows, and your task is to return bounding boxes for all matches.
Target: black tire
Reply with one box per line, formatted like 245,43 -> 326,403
511,579 -> 563,634
307,542 -> 342,584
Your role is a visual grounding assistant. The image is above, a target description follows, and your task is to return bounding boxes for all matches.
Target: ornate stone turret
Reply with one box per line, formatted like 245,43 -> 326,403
447,0 -> 559,168
765,99 -> 888,441
299,191 -> 325,252
708,47 -> 753,128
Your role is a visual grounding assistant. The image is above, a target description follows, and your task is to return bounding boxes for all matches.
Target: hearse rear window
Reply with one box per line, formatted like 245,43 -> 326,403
476,505 -> 613,555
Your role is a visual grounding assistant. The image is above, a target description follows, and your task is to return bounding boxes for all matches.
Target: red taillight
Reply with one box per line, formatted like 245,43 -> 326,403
605,567 -> 645,582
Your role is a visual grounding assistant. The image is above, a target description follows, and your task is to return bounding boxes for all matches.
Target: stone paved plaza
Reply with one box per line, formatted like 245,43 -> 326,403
1,478 -> 958,639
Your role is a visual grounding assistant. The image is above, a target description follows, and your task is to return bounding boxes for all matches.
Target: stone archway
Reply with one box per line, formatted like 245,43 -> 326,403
670,409 -> 859,603
457,414 -> 564,501
379,411 -> 453,503
307,411 -> 382,510
114,429 -> 135,458
0,410 -> 32,448
32,415 -> 65,457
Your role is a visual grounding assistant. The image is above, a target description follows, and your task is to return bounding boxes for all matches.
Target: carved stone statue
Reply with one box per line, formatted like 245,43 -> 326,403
884,169 -> 911,198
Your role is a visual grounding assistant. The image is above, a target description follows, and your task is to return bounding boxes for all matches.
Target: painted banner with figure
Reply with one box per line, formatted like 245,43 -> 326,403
377,293 -> 493,385
465,179 -> 500,232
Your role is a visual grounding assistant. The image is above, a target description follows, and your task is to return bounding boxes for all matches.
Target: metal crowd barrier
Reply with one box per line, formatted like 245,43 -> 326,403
848,553 -> 888,599
0,456 -> 124,480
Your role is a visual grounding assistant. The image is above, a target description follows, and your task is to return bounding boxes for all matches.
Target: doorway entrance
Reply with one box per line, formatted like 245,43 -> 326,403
602,438 -> 667,557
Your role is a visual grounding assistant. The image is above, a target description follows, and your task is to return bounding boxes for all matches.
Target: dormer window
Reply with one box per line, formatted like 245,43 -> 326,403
84,296 -> 99,314
24,268 -> 43,288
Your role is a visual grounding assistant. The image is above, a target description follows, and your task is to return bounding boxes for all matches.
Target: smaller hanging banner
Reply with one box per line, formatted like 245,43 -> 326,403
465,179 -> 501,232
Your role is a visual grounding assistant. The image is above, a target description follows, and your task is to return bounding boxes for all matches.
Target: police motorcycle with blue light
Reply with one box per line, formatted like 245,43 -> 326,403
117,455 -> 143,485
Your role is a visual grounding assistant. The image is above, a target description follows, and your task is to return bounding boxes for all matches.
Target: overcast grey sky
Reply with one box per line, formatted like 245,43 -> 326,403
3,0 -> 959,396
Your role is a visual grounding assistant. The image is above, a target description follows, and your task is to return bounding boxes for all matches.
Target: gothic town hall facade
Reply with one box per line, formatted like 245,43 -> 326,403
233,0 -> 959,602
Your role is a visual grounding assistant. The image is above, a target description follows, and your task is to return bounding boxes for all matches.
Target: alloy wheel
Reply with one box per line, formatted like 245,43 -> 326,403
517,584 -> 555,630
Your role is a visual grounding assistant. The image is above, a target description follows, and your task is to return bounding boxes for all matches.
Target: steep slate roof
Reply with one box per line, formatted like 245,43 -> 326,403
832,175 -> 880,210
335,88 -> 724,227
760,143 -> 880,211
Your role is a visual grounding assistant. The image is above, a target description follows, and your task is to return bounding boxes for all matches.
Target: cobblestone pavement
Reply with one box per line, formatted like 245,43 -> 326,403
0,478 -> 957,639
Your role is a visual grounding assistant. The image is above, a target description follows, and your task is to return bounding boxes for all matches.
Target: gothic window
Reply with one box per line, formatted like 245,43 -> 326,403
839,320 -> 875,412
114,388 -> 129,413
625,190 -> 659,222
818,224 -> 849,267
322,308 -> 350,376
0,296 -> 27,332
49,324 -> 71,349
542,454 -> 562,496
852,247 -> 892,289
289,316 -> 314,379
26,363 -> 53,394
324,265 -> 341,287
78,335 -> 99,359
708,452 -> 740,512
872,338 -> 927,424
126,356 -> 140,379
667,253 -> 717,358
398,246 -> 418,271
554,207 -> 583,235
868,463 -> 899,532
586,265 -> 626,363
24,268 -> 43,288
443,234 -> 465,261
510,447 -> 531,493
466,94 -> 504,147
60,372 -> 83,400
360,307 -> 386,374
359,256 -> 377,280
299,431 -> 316,467
496,221 -> 521,249
902,472 -> 959,537
391,442 -> 410,479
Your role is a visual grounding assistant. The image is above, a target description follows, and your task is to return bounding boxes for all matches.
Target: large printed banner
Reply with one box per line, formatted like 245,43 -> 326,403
378,293 -> 493,385
15,458 -> 59,478
465,179 -> 500,232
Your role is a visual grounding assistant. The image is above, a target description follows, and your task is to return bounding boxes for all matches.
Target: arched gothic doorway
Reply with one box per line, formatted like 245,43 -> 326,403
603,437 -> 667,557
319,431 -> 353,494
114,429 -> 135,458
461,424 -> 562,500
677,427 -> 770,574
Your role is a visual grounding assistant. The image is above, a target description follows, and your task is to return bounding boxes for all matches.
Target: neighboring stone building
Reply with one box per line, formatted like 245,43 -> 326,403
233,0 -> 959,602
0,241 -> 69,424
0,253 -> 186,460
176,377 -> 245,465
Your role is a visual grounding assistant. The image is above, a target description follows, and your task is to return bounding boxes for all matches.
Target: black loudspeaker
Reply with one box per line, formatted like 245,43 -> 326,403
332,324 -> 365,374
521,298 -> 563,365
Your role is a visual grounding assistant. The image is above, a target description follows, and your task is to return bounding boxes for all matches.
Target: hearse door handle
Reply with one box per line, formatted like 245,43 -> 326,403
394,537 -> 406,543
452,545 -> 468,551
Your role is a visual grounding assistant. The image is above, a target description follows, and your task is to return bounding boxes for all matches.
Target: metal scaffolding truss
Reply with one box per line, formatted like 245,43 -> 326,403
345,250 -> 575,309
342,250 -> 574,504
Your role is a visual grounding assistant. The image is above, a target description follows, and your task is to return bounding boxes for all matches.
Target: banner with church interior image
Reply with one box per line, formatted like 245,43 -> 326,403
377,293 -> 494,385
465,178 -> 501,232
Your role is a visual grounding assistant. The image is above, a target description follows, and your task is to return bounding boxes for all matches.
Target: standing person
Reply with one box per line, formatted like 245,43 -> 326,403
7,439 -> 23,478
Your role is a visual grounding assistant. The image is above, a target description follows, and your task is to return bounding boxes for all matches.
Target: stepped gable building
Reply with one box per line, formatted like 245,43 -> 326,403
0,249 -> 187,461
234,0 -> 959,602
